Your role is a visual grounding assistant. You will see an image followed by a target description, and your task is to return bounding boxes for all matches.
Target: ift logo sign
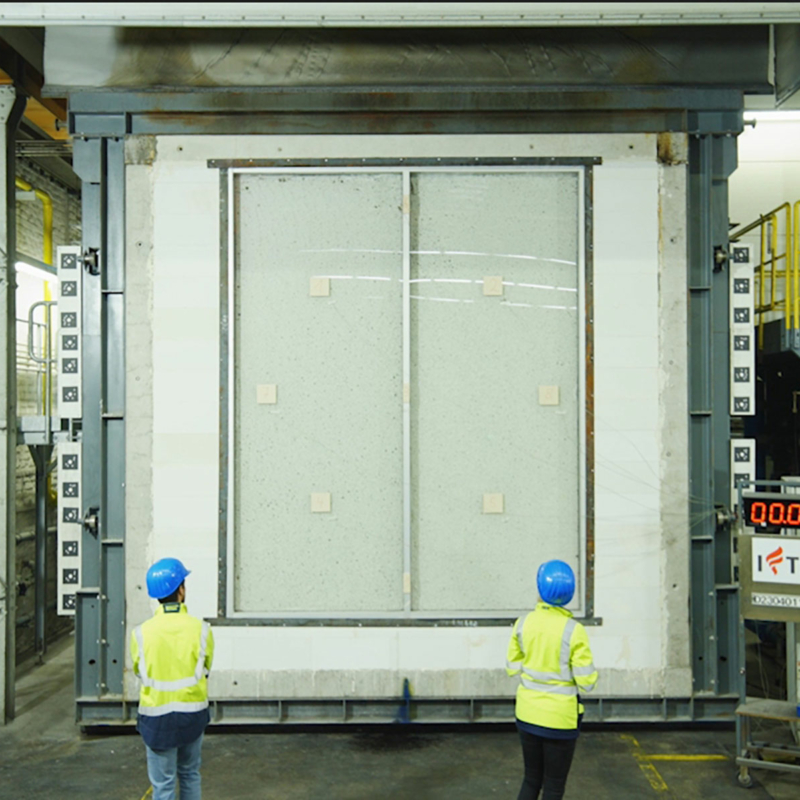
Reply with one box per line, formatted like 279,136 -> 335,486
752,537 -> 800,585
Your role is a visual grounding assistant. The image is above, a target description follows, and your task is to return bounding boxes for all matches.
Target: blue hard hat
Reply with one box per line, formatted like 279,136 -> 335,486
537,560 -> 575,607
146,558 -> 190,599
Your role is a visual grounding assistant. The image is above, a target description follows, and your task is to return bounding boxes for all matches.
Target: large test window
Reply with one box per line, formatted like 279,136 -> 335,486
221,160 -> 592,620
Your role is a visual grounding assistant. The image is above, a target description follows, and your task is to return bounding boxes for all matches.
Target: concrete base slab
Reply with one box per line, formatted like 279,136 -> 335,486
1,644 -> 796,800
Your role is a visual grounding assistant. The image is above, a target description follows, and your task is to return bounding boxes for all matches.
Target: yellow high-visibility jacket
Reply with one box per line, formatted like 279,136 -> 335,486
130,603 -> 214,717
506,601 -> 598,730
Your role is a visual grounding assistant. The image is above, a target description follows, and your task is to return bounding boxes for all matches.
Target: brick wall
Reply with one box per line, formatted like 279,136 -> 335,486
14,157 -> 81,663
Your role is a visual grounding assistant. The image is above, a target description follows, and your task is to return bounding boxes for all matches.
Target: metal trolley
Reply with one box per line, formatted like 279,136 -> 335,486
736,480 -> 800,789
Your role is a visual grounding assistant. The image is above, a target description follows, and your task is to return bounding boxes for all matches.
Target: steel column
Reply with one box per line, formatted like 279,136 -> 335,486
72,131 -> 126,700
1,87 -> 24,724
28,444 -> 53,661
688,125 -> 739,696
0,90 -> 13,721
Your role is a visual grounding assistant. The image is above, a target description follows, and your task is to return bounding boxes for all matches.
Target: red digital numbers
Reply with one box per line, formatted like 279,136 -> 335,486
750,501 -> 767,524
748,500 -> 800,527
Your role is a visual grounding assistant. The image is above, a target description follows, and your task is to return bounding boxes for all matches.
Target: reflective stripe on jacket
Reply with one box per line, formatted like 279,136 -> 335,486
506,601 -> 598,730
130,603 -> 214,717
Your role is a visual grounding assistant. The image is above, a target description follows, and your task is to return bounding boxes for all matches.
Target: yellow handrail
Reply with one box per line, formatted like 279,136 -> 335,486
731,201 -> 795,349
758,216 -> 767,347
15,177 -> 54,415
795,201 -> 800,330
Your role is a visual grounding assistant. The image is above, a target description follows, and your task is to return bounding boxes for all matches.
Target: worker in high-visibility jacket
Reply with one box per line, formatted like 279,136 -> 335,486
131,558 -> 214,800
506,560 -> 598,800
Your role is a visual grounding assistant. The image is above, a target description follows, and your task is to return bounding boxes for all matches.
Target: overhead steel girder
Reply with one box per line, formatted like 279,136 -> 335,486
68,87 -> 749,116
45,25 -> 770,94
57,25 -> 764,138
67,88 -> 746,138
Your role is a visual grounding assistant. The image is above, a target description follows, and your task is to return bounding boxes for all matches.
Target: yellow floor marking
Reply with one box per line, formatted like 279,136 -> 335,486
139,787 -> 153,800
646,754 -> 729,762
620,734 -> 670,794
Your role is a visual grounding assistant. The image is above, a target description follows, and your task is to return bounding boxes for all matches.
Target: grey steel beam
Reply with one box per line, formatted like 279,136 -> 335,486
68,87 -> 747,116
67,87 -> 745,138
75,693 -> 740,727
688,126 -> 738,696
0,86 -> 25,724
129,111 -> 738,137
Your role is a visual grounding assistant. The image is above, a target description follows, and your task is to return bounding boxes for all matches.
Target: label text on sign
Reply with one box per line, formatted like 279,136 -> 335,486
752,593 -> 800,609
752,537 -> 800,585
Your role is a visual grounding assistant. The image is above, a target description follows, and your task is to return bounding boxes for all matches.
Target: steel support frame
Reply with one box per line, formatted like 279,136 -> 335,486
688,124 -> 739,697
71,132 -> 126,704
70,86 -> 745,724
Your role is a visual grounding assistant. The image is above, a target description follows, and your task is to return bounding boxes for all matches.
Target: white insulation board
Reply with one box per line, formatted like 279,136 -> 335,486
125,133 -> 690,701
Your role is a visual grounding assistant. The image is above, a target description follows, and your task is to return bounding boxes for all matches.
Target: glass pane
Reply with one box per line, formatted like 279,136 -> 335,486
234,172 -> 404,613
410,171 -> 582,612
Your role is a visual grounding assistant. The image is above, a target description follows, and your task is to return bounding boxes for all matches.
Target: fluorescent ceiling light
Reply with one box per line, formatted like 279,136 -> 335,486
15,259 -> 57,282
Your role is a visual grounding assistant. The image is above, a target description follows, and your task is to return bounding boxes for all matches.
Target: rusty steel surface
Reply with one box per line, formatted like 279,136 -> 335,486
69,87 -> 746,113
46,26 -> 770,92
67,85 -> 747,138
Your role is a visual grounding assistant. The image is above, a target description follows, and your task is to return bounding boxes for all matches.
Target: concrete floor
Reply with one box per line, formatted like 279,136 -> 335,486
2,638 -> 799,800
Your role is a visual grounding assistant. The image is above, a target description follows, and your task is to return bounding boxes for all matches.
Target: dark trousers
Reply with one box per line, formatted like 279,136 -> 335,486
517,730 -> 577,800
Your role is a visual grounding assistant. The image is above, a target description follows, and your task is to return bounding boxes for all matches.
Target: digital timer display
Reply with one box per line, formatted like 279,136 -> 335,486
743,495 -> 800,529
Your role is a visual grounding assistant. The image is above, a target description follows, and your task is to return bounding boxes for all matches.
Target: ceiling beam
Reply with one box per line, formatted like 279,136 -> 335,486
1,2 -> 800,27
0,31 -> 66,120
776,23 -> 800,107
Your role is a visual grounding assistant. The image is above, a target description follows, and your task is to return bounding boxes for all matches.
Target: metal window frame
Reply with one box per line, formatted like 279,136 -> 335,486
213,157 -> 597,625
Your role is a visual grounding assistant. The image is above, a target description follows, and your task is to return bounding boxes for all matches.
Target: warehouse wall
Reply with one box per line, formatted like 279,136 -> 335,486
14,158 -> 80,663
125,133 -> 691,702
729,113 -> 800,321
729,115 -> 800,238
